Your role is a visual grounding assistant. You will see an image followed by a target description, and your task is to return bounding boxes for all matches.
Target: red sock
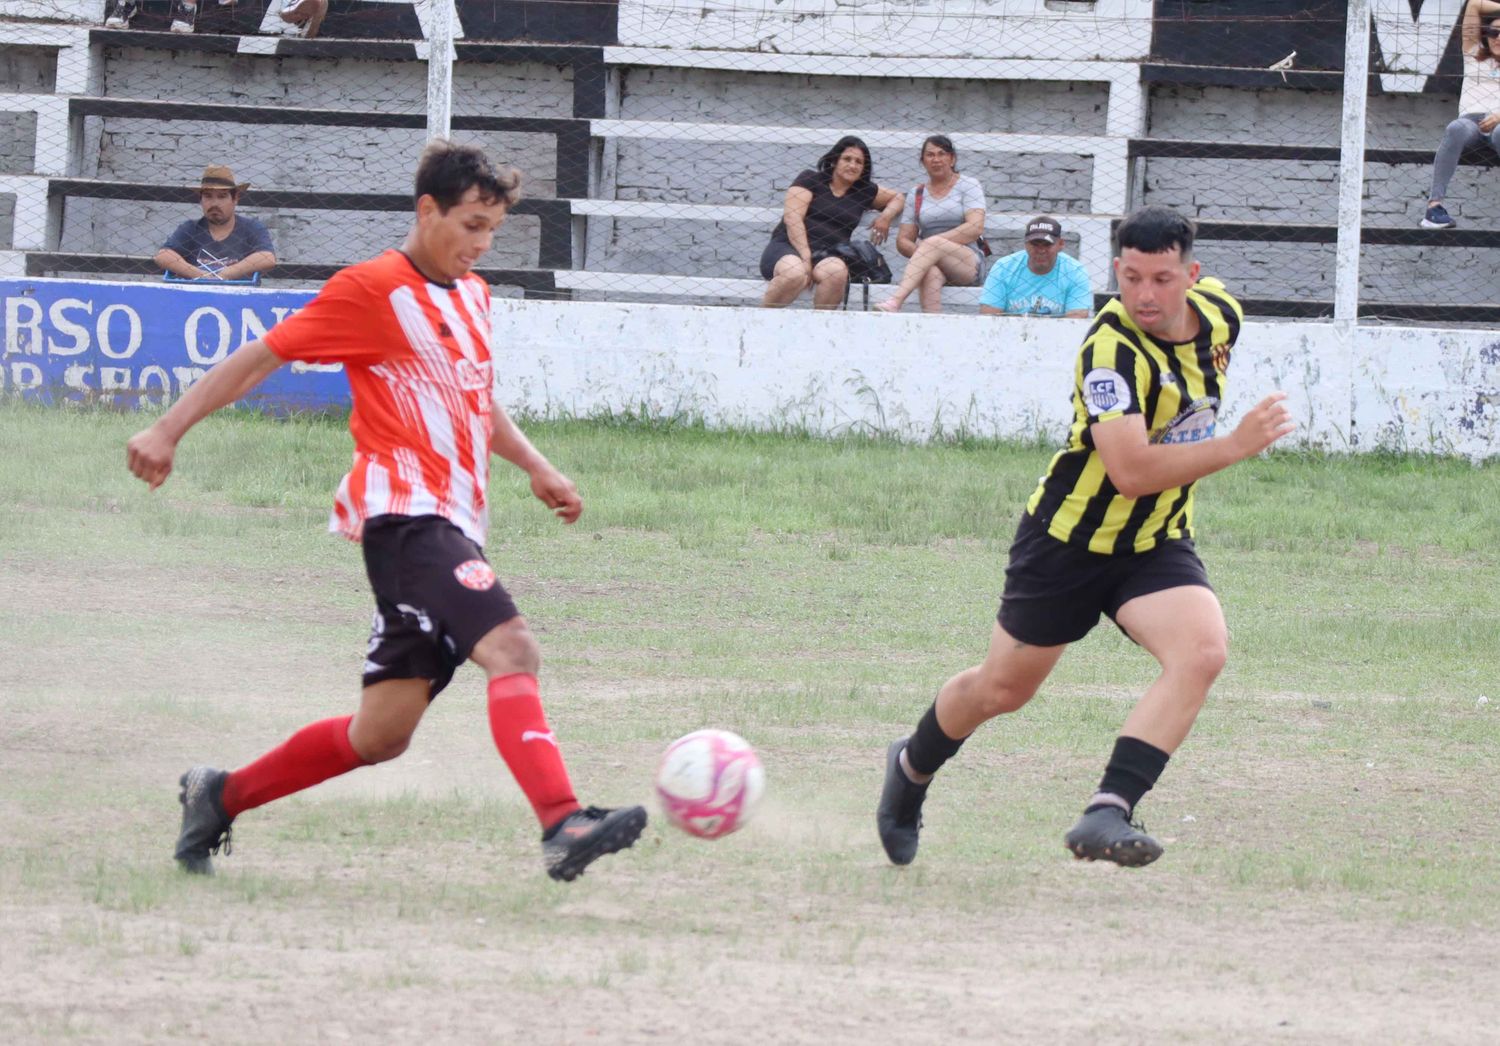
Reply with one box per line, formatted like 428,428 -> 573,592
220,715 -> 369,819
486,673 -> 580,830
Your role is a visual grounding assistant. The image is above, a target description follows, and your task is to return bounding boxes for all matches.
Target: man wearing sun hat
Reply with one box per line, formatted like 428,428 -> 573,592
154,164 -> 277,282
977,215 -> 1092,317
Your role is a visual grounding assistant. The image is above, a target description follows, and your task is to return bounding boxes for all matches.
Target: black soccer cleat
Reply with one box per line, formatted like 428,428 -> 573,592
175,766 -> 234,875
876,738 -> 929,866
542,805 -> 647,882
1064,805 -> 1163,867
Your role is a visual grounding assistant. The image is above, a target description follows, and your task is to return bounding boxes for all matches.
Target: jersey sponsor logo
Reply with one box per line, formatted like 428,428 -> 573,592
453,559 -> 497,591
1211,342 -> 1232,373
1083,367 -> 1131,414
1152,397 -> 1220,445
455,358 -> 493,392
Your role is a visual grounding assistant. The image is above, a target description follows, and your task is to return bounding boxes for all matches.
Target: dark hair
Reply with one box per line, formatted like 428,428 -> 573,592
920,134 -> 958,170
816,135 -> 874,187
414,139 -> 521,212
1116,205 -> 1196,260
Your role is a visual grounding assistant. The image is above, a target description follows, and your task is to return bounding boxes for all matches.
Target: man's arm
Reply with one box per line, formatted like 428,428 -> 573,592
155,247 -> 209,279
1090,392 -> 1294,500
977,268 -> 1010,315
216,250 -> 277,281
489,402 -> 583,523
126,339 -> 284,489
1062,258 -> 1093,317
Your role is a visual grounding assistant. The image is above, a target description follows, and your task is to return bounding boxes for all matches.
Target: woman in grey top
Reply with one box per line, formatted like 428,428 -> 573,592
875,135 -> 988,313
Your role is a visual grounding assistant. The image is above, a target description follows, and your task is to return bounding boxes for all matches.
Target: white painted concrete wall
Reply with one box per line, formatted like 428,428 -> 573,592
493,300 -> 1500,460
615,0 -> 1154,62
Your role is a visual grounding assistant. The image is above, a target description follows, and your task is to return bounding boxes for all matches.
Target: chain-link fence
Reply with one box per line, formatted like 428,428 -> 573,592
1,1 -> 1496,322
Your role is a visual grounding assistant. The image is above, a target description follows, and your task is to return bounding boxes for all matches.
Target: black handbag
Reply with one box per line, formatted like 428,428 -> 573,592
816,240 -> 892,284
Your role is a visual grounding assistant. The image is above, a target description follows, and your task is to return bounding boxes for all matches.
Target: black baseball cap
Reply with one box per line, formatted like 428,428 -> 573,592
1025,216 -> 1062,244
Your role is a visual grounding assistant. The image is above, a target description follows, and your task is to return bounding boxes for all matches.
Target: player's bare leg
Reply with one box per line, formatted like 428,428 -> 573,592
1064,585 -> 1227,866
348,678 -> 432,761
1114,585 -> 1228,752
878,622 -> 1066,865
471,618 -> 645,881
928,621 -> 1068,747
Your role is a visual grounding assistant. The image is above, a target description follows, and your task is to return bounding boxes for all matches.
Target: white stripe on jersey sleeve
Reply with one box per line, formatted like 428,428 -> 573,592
452,276 -> 493,352
363,459 -> 393,522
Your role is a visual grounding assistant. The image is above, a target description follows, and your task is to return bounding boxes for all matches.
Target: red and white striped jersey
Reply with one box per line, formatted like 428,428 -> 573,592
265,250 -> 495,546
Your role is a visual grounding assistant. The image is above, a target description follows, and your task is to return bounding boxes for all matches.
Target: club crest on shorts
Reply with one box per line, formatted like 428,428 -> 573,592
453,559 -> 496,591
1083,368 -> 1131,414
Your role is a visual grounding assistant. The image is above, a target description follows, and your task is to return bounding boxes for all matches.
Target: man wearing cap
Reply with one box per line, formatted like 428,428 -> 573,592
977,216 -> 1092,318
154,165 -> 277,281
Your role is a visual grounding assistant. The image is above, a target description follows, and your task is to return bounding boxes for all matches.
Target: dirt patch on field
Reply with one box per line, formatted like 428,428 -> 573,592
3,539 -> 1499,1045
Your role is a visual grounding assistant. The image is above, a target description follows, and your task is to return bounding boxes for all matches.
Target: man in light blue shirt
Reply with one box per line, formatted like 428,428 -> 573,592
978,216 -> 1092,317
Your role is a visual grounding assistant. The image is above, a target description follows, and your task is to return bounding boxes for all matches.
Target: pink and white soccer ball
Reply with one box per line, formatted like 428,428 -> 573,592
654,729 -> 765,839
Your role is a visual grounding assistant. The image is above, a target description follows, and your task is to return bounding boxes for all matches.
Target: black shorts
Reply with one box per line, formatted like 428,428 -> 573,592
997,513 -> 1212,647
759,238 -> 801,280
360,514 -> 520,699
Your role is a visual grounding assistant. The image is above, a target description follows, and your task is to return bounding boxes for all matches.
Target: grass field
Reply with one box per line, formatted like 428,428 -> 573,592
2,401 -> 1498,1043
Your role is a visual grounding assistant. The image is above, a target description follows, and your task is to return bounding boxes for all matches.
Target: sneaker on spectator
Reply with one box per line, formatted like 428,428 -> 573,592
1421,203 -> 1457,229
103,0 -> 138,27
275,0 -> 328,38
169,0 -> 197,33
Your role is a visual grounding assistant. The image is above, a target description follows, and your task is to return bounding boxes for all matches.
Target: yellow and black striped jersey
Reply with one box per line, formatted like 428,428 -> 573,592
1024,277 -> 1243,555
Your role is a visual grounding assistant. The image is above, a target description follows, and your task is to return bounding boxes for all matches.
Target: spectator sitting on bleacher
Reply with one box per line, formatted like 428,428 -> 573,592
1422,0 -> 1500,229
760,136 -> 905,309
103,0 -> 198,33
977,217 -> 1091,318
154,165 -> 277,282
874,135 -> 988,314
271,0 -> 329,39
104,0 -> 327,38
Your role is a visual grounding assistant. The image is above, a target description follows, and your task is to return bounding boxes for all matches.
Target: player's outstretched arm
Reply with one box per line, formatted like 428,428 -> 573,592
488,402 -> 583,523
1092,391 -> 1295,500
125,339 -> 284,490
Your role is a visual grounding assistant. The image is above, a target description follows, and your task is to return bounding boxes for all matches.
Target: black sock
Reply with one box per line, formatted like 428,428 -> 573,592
1088,735 -> 1170,814
903,702 -> 968,777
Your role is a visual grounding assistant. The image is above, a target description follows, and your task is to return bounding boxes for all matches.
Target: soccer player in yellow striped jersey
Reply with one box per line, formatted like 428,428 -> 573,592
877,206 -> 1294,868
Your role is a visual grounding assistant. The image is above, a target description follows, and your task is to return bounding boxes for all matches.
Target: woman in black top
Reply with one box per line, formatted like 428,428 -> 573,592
760,136 -> 905,309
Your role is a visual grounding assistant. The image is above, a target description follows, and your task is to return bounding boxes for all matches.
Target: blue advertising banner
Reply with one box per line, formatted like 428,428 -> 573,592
0,277 -> 352,411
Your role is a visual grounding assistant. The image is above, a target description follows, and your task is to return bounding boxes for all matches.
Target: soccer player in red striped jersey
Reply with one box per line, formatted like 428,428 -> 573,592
127,141 -> 646,882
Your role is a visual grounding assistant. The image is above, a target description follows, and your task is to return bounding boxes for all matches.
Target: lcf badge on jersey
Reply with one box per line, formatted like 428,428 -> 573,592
1083,368 -> 1132,414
